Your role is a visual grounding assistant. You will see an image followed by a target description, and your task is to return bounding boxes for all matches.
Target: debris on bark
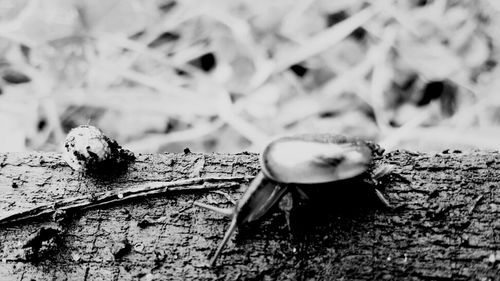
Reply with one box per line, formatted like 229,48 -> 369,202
63,125 -> 135,174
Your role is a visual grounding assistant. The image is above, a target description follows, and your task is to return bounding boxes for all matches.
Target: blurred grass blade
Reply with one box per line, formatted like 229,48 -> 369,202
125,120 -> 225,153
379,109 -> 431,151
0,0 -> 37,33
274,6 -> 377,73
57,89 -> 217,116
216,88 -> 269,148
99,63 -> 197,98
321,53 -> 375,99
370,26 -> 397,133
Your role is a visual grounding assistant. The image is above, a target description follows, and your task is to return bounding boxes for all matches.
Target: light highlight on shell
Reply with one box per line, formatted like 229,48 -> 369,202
261,135 -> 373,184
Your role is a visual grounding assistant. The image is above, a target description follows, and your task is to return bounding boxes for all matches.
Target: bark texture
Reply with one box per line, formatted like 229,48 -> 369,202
0,150 -> 498,281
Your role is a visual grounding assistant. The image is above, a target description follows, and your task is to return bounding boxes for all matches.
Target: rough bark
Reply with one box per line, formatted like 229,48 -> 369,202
0,150 -> 498,281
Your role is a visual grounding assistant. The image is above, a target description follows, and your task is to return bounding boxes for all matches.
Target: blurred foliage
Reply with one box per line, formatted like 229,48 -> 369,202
0,0 -> 499,153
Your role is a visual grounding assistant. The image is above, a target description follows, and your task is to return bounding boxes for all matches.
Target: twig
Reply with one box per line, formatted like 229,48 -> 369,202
0,176 -> 249,226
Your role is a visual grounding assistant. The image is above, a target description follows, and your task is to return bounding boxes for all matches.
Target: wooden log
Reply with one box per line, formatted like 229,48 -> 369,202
0,150 -> 498,280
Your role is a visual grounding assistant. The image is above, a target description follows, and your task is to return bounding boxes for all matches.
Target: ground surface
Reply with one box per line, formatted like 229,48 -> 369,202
0,150 -> 498,280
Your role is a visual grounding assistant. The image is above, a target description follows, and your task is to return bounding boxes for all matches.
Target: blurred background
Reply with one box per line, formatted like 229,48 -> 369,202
0,0 -> 499,153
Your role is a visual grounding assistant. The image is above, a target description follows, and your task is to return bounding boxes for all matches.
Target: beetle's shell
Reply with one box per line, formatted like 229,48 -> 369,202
260,134 -> 373,184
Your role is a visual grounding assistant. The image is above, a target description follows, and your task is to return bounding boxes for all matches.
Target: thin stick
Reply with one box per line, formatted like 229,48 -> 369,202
0,176 -> 248,226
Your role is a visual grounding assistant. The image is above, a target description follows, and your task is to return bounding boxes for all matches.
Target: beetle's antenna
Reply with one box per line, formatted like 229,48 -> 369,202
210,216 -> 238,266
193,202 -> 233,217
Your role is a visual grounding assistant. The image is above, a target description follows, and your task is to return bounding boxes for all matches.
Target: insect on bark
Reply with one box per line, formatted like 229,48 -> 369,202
195,134 -> 392,266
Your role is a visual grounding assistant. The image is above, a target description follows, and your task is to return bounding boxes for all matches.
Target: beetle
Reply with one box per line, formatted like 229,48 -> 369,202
195,134 -> 392,266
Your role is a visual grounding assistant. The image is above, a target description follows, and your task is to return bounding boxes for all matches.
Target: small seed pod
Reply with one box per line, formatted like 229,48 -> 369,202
63,125 -> 135,172
196,134 -> 385,266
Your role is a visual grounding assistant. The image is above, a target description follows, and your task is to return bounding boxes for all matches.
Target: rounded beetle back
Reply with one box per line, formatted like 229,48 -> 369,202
260,134 -> 374,184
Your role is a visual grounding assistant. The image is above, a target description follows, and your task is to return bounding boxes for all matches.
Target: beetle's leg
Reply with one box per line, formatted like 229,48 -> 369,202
209,215 -> 238,266
279,192 -> 293,232
278,187 -> 310,235
193,202 -> 233,217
